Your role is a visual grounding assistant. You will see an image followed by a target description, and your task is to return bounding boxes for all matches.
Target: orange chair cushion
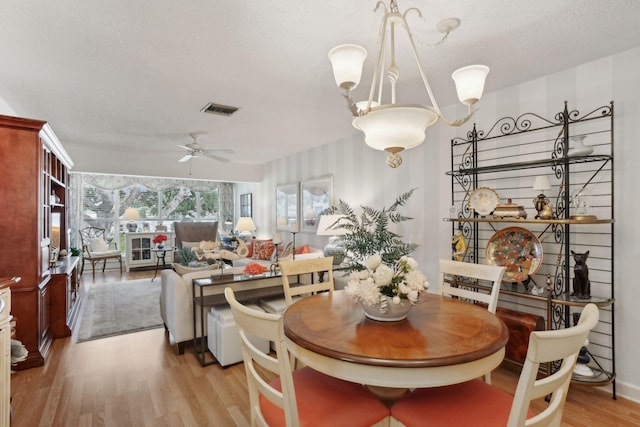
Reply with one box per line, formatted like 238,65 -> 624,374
391,379 -> 535,427
260,367 -> 390,427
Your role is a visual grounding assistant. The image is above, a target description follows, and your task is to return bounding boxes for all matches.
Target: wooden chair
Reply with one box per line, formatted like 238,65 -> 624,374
278,257 -> 335,306
439,259 -> 506,383
224,287 -> 390,427
390,303 -> 600,427
439,259 -> 506,314
79,227 -> 122,279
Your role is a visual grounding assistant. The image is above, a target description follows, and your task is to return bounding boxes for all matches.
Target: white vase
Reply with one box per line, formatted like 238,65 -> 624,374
567,135 -> 593,157
360,297 -> 412,321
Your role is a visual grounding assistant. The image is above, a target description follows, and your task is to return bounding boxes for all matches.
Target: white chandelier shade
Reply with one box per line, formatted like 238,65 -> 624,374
328,0 -> 490,168
352,104 -> 438,152
451,65 -> 490,105
328,44 -> 368,90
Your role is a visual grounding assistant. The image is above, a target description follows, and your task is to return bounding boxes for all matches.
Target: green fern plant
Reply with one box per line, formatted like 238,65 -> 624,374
326,188 -> 418,272
176,247 -> 197,266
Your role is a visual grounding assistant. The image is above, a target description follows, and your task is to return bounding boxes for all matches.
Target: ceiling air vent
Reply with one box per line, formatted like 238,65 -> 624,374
200,102 -> 239,116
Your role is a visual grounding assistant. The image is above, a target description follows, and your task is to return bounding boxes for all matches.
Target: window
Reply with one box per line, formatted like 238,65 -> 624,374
78,177 -> 223,253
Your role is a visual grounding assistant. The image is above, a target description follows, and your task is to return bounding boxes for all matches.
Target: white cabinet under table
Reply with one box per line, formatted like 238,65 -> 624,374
125,232 -> 175,271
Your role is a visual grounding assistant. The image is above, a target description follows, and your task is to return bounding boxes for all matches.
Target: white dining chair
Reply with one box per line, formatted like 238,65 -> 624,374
278,257 -> 335,305
439,258 -> 506,314
224,287 -> 390,427
389,303 -> 599,427
439,258 -> 506,383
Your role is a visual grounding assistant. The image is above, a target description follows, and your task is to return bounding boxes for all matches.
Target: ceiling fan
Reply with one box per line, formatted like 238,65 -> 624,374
177,134 -> 234,163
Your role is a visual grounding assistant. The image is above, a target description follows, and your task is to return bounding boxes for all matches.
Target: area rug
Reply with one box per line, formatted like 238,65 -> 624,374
76,279 -> 163,343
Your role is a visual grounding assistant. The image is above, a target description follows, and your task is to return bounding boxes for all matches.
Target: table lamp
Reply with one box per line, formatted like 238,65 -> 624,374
316,215 -> 348,265
532,175 -> 551,219
269,232 -> 282,273
235,217 -> 256,242
122,207 -> 140,232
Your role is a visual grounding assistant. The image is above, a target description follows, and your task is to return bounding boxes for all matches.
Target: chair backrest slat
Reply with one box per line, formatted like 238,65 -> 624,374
439,259 -> 506,313
278,257 -> 335,306
225,287 -> 299,426
508,303 -> 599,427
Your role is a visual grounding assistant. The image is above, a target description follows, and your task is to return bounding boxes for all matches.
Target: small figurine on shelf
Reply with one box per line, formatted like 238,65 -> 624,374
571,250 -> 591,299
451,229 -> 467,262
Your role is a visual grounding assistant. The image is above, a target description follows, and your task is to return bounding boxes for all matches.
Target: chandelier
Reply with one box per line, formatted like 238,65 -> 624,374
328,0 -> 489,168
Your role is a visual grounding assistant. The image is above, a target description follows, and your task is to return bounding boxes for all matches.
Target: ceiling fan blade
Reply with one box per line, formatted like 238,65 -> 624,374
178,154 -> 193,162
202,152 -> 230,163
203,148 -> 235,155
176,144 -> 194,152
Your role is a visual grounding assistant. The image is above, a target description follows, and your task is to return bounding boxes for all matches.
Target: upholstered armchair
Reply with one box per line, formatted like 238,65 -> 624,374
173,221 -> 218,249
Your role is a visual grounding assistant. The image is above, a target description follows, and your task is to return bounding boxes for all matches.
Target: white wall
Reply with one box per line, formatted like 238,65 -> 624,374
0,96 -> 16,116
251,46 -> 640,402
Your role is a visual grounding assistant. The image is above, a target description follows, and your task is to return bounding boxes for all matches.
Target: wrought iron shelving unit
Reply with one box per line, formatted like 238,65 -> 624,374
445,101 -> 615,397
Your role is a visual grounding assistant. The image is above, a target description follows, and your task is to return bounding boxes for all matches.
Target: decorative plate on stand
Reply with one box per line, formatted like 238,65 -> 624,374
485,227 -> 543,282
468,187 -> 500,216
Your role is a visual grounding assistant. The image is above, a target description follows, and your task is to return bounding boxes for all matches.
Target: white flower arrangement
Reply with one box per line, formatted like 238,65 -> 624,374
345,254 -> 429,306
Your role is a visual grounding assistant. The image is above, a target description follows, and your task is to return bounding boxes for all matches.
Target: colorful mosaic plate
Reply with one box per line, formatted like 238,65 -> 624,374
485,227 -> 543,282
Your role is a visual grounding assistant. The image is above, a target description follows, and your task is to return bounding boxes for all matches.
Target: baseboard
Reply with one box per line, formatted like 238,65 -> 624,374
612,380 -> 640,403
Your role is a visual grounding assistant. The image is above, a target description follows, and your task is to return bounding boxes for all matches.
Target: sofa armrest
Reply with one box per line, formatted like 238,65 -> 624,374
160,269 -> 217,348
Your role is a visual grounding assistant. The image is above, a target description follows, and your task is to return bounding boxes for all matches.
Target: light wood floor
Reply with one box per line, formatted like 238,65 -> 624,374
9,269 -> 640,426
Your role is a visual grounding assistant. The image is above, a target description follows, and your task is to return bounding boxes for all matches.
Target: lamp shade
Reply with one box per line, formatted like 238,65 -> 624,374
451,65 -> 490,105
235,217 -> 256,232
272,232 -> 282,245
352,104 -> 439,152
532,175 -> 551,191
316,215 -> 348,236
289,222 -> 300,233
328,44 -> 367,90
121,207 -> 140,220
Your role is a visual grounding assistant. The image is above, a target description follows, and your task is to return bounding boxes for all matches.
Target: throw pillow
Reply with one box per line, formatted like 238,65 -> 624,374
252,239 -> 275,260
246,239 -> 254,258
279,241 -> 294,258
89,237 -> 109,252
295,244 -> 310,255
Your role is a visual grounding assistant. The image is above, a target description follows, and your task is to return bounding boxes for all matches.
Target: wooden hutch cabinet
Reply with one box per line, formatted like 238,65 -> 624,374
0,115 -> 75,369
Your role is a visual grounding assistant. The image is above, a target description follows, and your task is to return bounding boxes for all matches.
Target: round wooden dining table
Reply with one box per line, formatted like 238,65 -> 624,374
283,290 -> 509,391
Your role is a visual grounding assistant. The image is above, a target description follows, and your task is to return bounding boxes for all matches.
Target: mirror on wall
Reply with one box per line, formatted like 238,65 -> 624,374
276,183 -> 299,231
300,175 -> 333,233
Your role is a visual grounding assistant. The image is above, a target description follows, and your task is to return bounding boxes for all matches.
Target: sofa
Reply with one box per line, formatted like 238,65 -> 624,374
232,239 -> 324,268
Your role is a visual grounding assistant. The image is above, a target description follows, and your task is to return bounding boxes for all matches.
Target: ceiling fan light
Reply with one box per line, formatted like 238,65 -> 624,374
451,65 -> 490,105
352,105 -> 439,151
328,44 -> 367,90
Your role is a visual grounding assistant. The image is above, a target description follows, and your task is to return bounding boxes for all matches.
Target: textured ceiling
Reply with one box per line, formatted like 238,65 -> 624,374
1,0 -> 639,168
